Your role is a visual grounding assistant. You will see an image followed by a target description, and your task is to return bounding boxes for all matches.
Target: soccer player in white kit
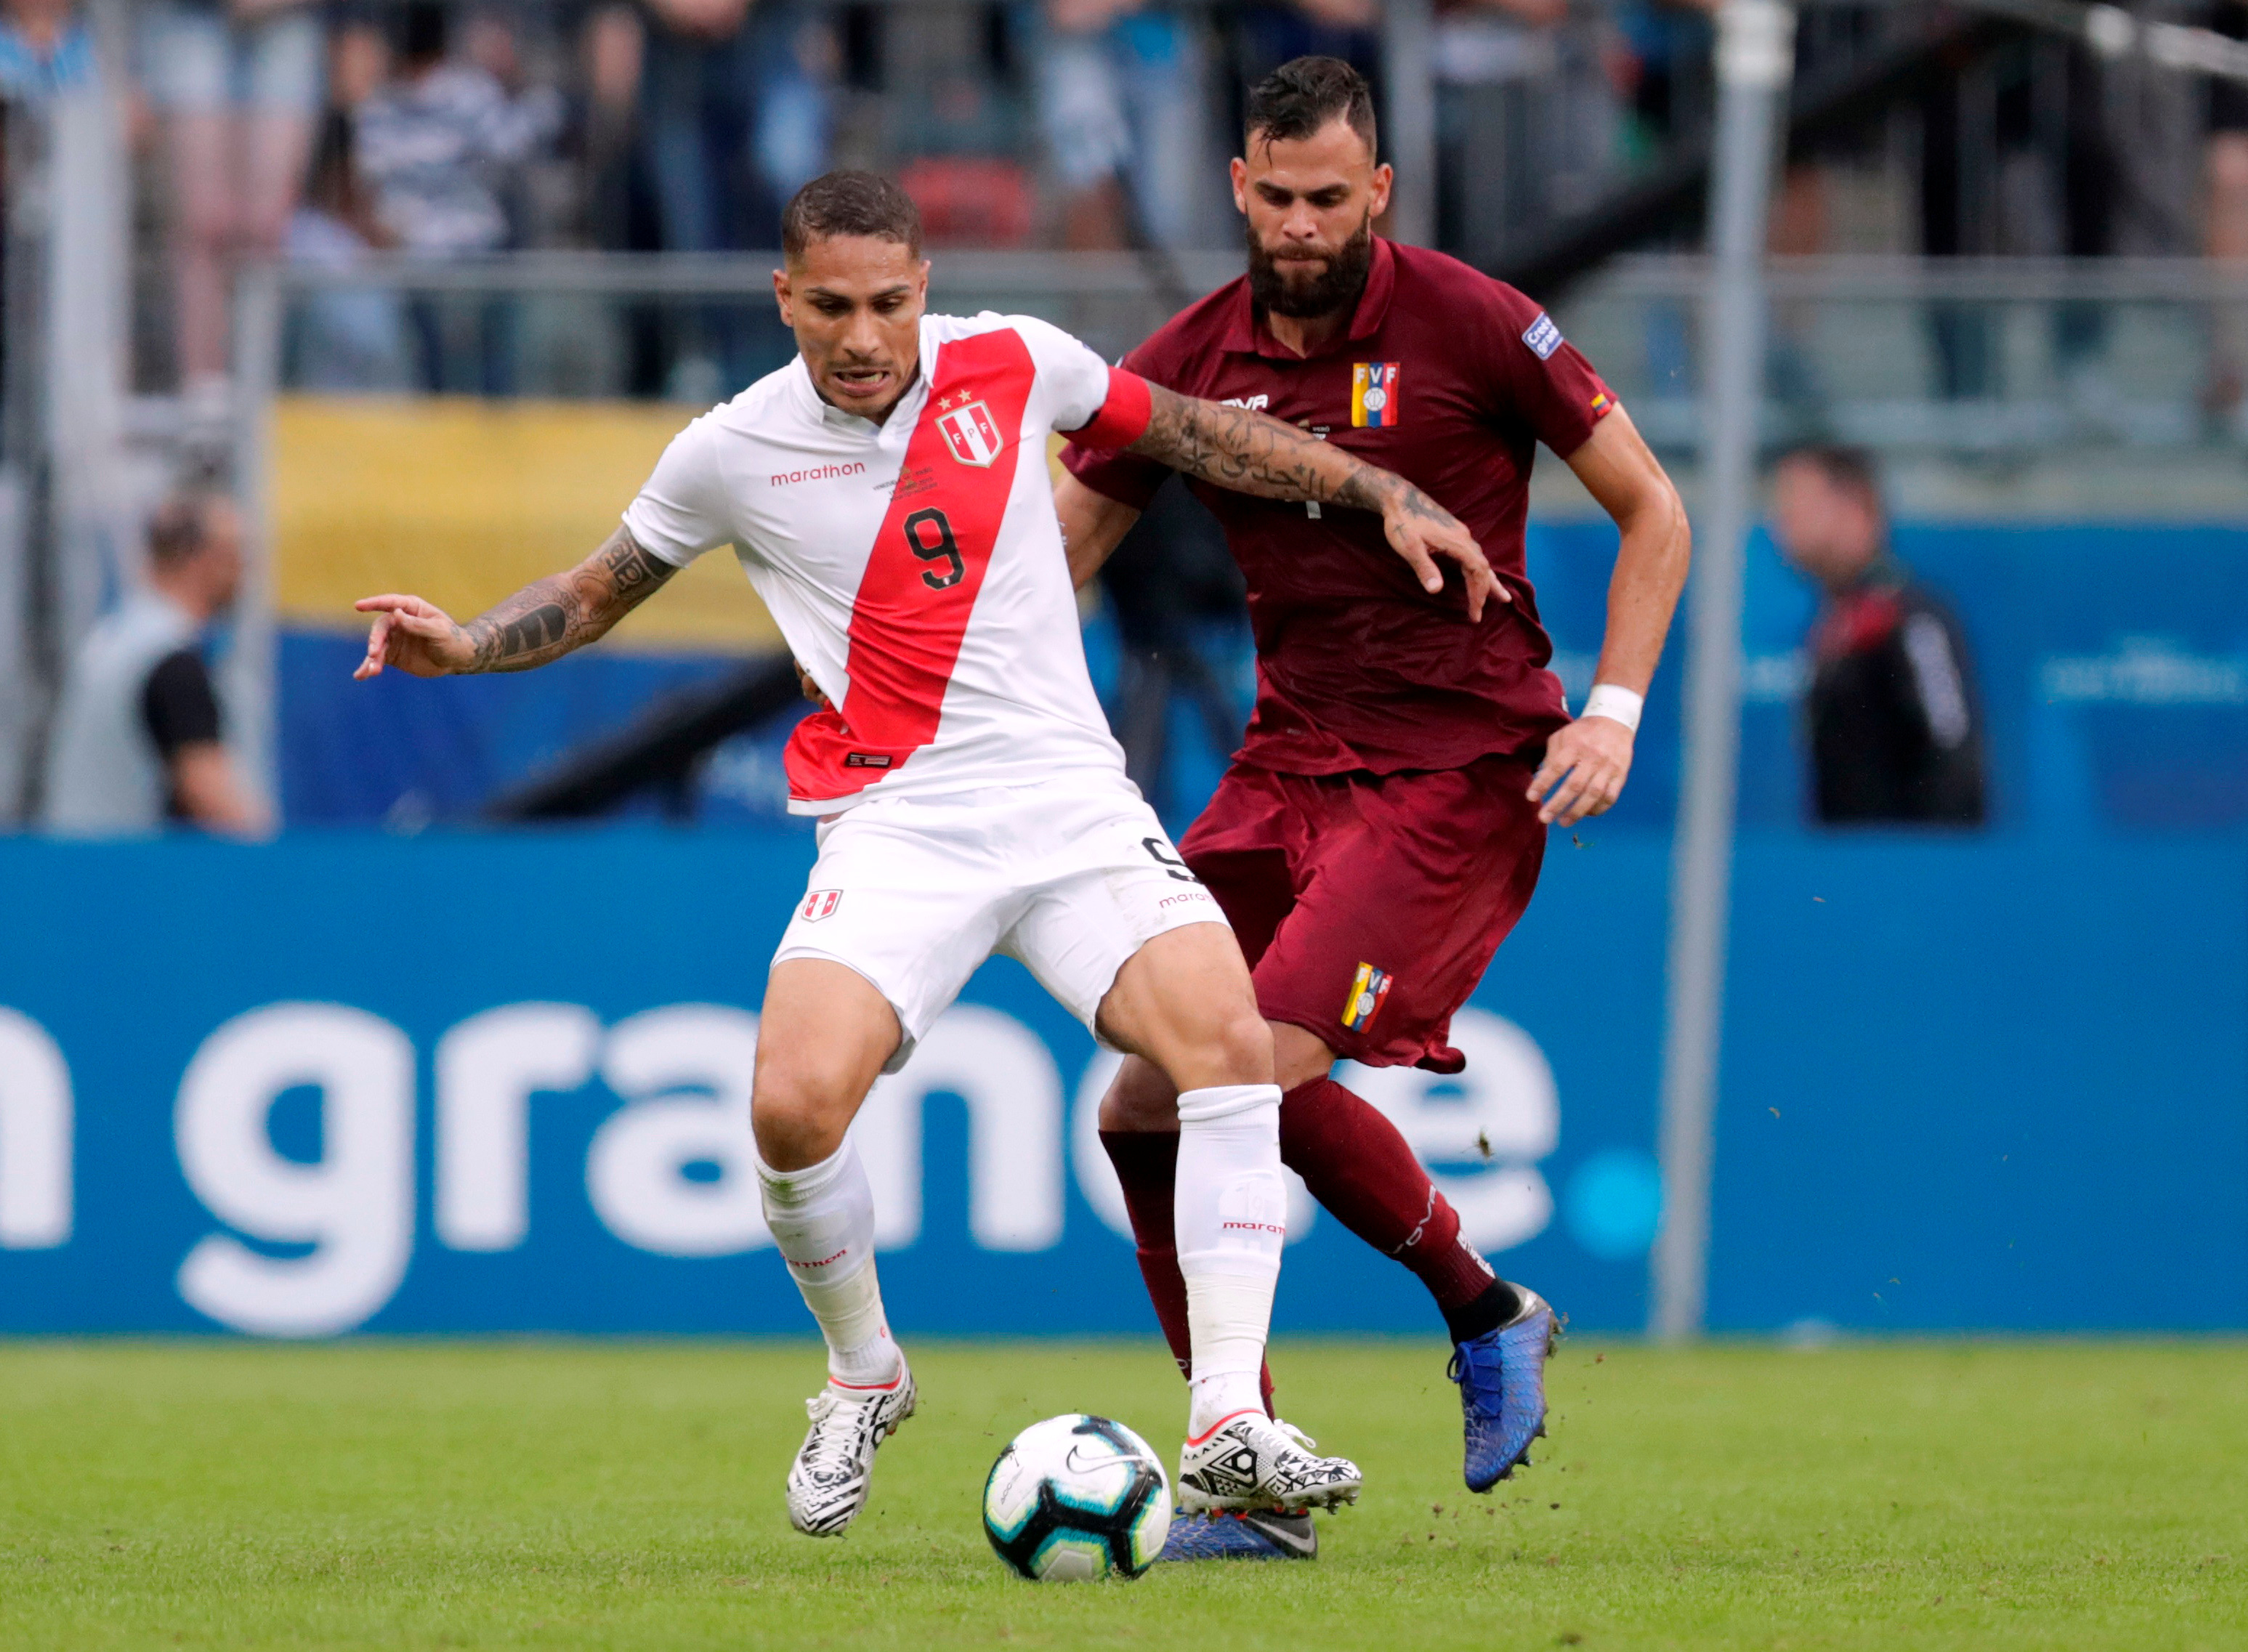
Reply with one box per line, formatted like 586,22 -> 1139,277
352,172 -> 1500,1539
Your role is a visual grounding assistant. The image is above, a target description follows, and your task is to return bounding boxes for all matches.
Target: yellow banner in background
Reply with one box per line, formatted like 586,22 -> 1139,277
272,397 -> 783,653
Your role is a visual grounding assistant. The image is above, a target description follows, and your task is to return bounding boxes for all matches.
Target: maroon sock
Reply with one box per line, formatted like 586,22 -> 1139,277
1279,1076 -> 1516,1333
1099,1128 -> 1277,1417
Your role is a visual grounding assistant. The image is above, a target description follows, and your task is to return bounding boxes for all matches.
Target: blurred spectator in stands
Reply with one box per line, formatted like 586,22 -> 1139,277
355,0 -> 562,392
633,0 -> 830,251
286,108 -> 409,389
1039,0 -> 1215,249
1434,0 -> 1602,262
357,3 -> 561,262
1769,446 -> 1987,828
41,490 -> 268,837
0,0 -> 93,101
1230,0 -> 1379,100
1609,0 -> 1711,162
137,0 -> 326,441
2202,0 -> 2248,428
586,0 -> 830,397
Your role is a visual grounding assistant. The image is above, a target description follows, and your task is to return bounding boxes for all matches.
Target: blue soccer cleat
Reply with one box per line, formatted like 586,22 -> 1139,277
1157,1507 -> 1319,1562
1450,1286 -> 1556,1492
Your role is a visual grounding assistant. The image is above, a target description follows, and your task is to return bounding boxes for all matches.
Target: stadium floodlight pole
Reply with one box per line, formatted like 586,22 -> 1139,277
1382,0 -> 1437,246
1649,0 -> 1793,1344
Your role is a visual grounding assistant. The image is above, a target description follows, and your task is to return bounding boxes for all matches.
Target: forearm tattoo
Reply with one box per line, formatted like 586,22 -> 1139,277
461,527 -> 679,673
1127,384 -> 1456,530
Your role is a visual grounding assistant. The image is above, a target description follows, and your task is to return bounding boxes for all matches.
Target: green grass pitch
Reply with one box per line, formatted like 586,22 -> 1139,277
0,1338 -> 2241,1650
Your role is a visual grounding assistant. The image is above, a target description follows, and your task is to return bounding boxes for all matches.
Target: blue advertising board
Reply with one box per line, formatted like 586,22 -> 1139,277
1,827 -> 2241,1337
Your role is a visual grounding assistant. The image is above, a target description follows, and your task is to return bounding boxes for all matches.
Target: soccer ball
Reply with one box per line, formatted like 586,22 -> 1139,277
981,1414 -> 1172,1582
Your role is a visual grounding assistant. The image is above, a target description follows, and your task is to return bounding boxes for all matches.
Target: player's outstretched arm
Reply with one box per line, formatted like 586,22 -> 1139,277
1127,383 -> 1508,621
1526,407 -> 1691,827
352,526 -> 680,680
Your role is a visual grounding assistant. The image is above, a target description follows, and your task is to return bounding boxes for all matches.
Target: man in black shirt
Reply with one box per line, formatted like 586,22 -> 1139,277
41,491 -> 269,834
1769,446 -> 1987,827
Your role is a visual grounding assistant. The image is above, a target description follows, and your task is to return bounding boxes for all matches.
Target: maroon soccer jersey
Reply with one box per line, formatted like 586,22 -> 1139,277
1064,237 -> 1617,774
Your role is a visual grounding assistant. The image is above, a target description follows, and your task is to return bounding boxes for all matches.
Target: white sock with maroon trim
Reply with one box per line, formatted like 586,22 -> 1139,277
1173,1082 -> 1286,1437
758,1141 -> 902,1388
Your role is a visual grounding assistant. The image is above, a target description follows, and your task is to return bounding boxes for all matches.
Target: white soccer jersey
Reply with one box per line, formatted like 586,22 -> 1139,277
623,312 -> 1150,814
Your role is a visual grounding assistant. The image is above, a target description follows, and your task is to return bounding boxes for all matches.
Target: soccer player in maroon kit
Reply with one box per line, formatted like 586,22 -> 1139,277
1058,57 -> 1691,1560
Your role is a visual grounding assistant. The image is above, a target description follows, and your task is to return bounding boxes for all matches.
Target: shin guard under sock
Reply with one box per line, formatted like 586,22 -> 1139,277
757,1140 -> 901,1386
1172,1084 -> 1285,1435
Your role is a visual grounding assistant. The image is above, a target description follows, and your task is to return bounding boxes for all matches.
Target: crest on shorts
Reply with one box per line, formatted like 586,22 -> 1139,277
1341,961 -> 1394,1032
935,392 -> 1003,466
800,888 -> 842,923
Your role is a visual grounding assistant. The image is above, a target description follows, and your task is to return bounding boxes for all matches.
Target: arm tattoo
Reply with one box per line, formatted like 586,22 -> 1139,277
1125,384 -> 1455,527
460,526 -> 682,673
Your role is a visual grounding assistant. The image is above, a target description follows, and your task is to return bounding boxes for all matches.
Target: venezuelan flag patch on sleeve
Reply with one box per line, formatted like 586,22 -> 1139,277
1340,961 -> 1394,1032
1351,362 -> 1401,428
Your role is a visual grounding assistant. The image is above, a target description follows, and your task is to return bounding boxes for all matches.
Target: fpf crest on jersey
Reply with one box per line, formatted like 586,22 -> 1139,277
937,394 -> 1003,466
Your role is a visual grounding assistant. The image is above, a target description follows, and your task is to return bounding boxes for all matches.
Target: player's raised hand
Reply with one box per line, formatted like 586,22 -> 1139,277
352,594 -> 477,680
1378,489 -> 1508,622
1529,712 -> 1635,827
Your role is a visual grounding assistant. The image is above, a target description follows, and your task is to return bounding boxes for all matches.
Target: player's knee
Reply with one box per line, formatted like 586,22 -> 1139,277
751,1067 -> 850,1172
1202,1002 -> 1274,1088
1098,1056 -> 1179,1132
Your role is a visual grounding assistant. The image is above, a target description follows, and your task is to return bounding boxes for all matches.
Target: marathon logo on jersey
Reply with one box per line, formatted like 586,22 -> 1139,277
1522,312 -> 1564,360
769,461 -> 868,488
1351,362 -> 1401,428
800,889 -> 842,923
844,752 -> 894,769
1340,961 -> 1394,1032
935,391 -> 1004,467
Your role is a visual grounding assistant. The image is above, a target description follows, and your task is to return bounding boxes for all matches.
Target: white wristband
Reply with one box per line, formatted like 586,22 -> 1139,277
1581,683 -> 1644,732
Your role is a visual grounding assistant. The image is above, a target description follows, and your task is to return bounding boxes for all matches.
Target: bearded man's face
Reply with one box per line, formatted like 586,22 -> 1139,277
1232,116 -> 1392,323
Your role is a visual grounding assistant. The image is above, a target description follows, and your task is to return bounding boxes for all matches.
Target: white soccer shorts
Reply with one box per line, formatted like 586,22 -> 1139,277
772,777 -> 1228,1072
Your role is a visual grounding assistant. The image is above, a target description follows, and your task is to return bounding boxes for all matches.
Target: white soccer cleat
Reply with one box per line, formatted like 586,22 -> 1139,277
1176,1409 -> 1362,1514
785,1361 -> 917,1537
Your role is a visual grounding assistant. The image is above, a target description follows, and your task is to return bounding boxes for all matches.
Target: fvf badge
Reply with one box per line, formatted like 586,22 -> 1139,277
936,392 -> 1003,467
800,888 -> 842,923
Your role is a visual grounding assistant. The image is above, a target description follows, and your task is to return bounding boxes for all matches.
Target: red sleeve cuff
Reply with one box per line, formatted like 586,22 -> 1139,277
1067,367 -> 1153,450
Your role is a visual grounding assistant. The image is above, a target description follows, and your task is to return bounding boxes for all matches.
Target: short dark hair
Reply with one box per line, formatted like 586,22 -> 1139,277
1245,56 -> 1377,161
781,171 -> 923,263
400,1 -> 448,66
147,490 -> 223,568
1777,444 -> 1885,515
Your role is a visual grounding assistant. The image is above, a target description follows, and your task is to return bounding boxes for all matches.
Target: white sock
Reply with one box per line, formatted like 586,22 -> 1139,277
1172,1082 -> 1285,1437
757,1140 -> 902,1388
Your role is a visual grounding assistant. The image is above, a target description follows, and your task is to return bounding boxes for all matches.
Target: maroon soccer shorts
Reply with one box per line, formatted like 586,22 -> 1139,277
1176,754 -> 1547,1072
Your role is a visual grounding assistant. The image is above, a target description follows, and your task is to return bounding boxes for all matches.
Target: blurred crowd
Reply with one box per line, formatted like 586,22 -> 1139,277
0,0 -> 2240,413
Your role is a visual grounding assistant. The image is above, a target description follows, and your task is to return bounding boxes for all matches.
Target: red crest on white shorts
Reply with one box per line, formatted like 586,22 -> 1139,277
937,397 -> 1003,467
800,888 -> 842,923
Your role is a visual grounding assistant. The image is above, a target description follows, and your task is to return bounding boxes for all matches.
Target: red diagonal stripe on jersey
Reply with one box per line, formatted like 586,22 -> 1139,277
785,328 -> 1035,804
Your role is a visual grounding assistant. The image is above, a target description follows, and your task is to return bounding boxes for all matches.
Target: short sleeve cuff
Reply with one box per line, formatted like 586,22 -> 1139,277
1065,367 -> 1154,450
619,506 -> 700,569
